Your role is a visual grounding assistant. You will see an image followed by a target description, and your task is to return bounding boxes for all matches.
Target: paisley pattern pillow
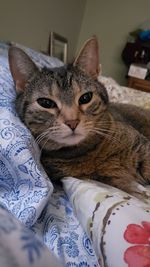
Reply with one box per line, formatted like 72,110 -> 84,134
0,47 -> 55,226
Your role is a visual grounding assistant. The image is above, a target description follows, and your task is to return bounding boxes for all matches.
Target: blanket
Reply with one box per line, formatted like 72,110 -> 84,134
0,41 -> 150,267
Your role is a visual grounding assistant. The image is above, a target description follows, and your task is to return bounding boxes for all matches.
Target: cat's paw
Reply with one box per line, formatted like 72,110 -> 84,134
130,182 -> 150,203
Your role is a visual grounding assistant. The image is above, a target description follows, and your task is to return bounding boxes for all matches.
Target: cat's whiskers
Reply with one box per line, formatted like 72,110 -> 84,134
95,121 -> 125,133
35,126 -> 71,150
84,120 -> 115,134
35,125 -> 62,144
88,128 -> 119,144
97,120 -> 130,129
89,129 -> 112,139
84,121 -> 114,130
37,135 -> 53,155
36,130 -> 62,154
93,127 -> 118,137
35,130 -> 50,145
93,122 -> 131,146
83,120 -> 118,143
76,119 -> 122,145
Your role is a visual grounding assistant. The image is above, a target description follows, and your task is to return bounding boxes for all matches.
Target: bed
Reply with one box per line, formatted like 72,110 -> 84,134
0,41 -> 150,267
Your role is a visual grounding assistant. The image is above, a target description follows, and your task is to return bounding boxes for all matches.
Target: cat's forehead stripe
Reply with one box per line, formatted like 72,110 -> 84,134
48,68 -> 81,106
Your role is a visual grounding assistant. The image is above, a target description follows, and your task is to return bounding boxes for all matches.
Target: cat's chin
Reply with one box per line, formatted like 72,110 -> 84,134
57,133 -> 86,146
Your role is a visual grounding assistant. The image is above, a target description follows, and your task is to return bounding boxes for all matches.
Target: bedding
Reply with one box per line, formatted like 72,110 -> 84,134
0,41 -> 150,267
98,75 -> 150,109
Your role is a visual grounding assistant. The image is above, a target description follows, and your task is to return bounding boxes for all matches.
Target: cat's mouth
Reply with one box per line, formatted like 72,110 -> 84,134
59,132 -> 86,146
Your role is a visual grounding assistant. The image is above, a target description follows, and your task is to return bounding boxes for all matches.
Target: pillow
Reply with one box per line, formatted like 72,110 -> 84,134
0,41 -> 10,57
10,41 -> 63,69
0,203 -> 63,267
0,41 -> 63,226
63,177 -> 150,267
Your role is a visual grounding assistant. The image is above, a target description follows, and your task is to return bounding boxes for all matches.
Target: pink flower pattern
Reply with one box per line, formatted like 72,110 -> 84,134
124,221 -> 150,267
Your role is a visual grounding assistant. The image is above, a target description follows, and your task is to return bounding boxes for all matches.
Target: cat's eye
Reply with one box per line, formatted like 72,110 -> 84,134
37,98 -> 57,109
79,92 -> 93,105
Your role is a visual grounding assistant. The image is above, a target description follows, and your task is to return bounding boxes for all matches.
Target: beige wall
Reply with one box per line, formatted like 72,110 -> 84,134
1,0 -> 150,84
77,0 -> 150,85
0,0 -> 86,61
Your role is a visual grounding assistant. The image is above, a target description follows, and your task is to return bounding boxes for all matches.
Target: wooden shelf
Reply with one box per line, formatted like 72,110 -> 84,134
128,77 -> 150,93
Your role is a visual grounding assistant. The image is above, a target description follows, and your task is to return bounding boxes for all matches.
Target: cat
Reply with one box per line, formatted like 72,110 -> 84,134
8,37 -> 150,199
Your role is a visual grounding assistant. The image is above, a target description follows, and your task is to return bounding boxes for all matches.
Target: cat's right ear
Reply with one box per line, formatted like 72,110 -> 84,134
8,47 -> 38,93
73,36 -> 100,78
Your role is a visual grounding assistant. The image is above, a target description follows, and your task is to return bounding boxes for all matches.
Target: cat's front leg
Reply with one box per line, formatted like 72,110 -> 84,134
112,176 -> 149,201
128,181 -> 150,201
94,169 -> 149,201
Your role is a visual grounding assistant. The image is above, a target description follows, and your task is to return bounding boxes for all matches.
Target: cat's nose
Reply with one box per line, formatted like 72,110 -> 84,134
65,120 -> 79,131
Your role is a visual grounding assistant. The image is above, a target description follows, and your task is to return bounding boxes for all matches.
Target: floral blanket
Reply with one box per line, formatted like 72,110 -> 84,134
0,41 -> 150,267
98,75 -> 150,109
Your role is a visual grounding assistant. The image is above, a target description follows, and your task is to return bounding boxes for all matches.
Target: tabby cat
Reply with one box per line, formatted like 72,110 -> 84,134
8,37 -> 150,198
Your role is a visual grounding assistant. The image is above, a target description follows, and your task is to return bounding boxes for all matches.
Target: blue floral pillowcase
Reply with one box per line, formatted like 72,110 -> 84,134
0,41 -> 63,226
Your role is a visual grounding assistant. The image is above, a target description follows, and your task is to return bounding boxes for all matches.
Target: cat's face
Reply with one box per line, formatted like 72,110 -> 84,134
9,37 -> 109,150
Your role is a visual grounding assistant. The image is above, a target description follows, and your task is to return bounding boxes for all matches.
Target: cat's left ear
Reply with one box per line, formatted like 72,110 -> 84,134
8,46 -> 38,93
73,36 -> 100,78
